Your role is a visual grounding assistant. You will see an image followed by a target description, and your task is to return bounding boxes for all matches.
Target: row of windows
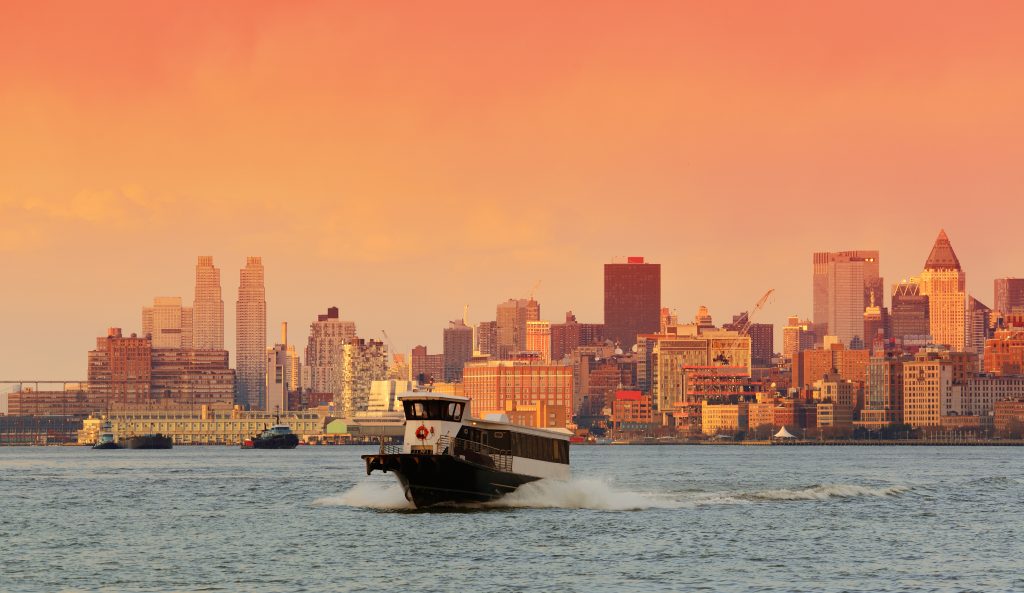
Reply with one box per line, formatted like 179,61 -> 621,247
510,432 -> 569,464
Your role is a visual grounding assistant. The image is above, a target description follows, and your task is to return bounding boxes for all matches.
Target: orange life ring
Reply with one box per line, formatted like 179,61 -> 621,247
415,424 -> 429,440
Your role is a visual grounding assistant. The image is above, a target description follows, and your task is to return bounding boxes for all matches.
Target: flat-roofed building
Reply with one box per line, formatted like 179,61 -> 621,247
604,257 -> 660,349
611,390 -> 654,431
462,360 -> 573,427
701,401 -> 748,436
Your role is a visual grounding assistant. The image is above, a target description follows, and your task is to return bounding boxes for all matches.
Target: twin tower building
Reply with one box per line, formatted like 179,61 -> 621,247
142,256 -> 266,410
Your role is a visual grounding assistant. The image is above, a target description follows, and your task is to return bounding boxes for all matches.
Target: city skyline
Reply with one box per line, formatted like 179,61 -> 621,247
1,228 -> 1018,382
3,2 -> 1024,379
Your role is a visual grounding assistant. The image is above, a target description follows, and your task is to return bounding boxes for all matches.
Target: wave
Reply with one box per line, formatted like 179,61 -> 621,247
736,484 -> 910,502
315,479 -> 909,512
488,478 -> 685,511
312,482 -> 414,510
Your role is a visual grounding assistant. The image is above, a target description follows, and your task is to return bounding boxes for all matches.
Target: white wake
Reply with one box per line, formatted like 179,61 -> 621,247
314,479 -> 909,511
313,481 -> 414,510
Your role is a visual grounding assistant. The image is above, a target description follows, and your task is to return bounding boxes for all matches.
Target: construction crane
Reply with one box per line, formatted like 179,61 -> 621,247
529,280 -> 542,300
381,329 -> 403,365
462,304 -> 469,326
712,289 -> 775,367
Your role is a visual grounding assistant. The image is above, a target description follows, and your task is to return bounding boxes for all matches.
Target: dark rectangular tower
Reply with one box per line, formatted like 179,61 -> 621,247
604,257 -> 660,349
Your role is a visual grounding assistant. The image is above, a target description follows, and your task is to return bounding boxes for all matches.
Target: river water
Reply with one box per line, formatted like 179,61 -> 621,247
2,445 -> 1022,592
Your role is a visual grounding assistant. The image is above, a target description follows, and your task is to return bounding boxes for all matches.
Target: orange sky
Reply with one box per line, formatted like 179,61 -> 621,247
3,1 -> 1024,379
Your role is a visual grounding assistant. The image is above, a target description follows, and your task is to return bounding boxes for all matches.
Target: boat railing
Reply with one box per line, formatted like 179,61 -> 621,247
376,436 -> 513,473
379,442 -> 404,455
437,435 -> 513,473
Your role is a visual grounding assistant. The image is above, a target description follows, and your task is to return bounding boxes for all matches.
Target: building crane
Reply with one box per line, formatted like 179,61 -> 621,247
713,289 -> 775,368
529,280 -> 542,301
462,304 -> 469,326
381,329 -> 403,365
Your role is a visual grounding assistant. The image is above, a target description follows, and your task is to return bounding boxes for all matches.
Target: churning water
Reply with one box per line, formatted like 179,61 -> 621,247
2,445 -> 1023,592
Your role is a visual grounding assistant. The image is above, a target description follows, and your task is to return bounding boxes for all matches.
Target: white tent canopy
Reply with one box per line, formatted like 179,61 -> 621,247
774,426 -> 797,439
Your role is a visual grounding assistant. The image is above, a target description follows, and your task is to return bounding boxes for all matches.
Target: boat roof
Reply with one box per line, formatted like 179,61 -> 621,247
462,417 -> 572,440
397,392 -> 470,403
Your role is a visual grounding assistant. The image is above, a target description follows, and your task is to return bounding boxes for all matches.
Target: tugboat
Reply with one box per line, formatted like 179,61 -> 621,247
92,421 -> 123,450
242,424 -> 299,449
362,393 -> 571,508
124,433 -> 173,449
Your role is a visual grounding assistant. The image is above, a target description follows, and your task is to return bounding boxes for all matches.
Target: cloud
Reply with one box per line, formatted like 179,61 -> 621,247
0,186 -> 173,252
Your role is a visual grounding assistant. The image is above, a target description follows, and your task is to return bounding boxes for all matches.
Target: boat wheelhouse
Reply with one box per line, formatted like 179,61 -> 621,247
242,424 -> 300,449
362,393 -> 570,507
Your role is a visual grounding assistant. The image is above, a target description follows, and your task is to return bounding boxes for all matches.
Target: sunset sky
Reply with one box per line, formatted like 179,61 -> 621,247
3,1 -> 1024,380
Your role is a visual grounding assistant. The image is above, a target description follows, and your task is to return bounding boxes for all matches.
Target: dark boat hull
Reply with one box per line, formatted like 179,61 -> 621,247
92,442 -> 123,450
362,453 -> 538,508
248,434 -> 299,449
124,434 -> 173,449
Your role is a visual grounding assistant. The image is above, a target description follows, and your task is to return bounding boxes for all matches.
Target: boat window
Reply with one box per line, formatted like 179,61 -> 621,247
404,400 -> 464,421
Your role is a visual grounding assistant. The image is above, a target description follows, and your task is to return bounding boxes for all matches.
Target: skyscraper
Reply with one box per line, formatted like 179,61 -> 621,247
994,278 -> 1024,315
526,320 -> 552,362
443,320 -> 474,382
496,298 -> 540,358
783,316 -> 817,360
476,320 -> 498,357
337,338 -> 388,415
967,297 -> 992,357
812,251 -> 881,346
919,230 -> 966,351
604,257 -> 661,349
193,256 -> 224,350
236,257 -> 267,409
142,297 -> 193,349
890,279 -> 930,344
305,307 -> 358,394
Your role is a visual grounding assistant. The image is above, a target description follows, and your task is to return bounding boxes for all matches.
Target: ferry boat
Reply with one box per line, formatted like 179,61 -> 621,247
242,424 -> 299,449
362,393 -> 571,508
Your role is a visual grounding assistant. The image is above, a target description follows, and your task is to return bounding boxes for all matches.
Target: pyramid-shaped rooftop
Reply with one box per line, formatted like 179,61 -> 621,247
924,229 -> 961,271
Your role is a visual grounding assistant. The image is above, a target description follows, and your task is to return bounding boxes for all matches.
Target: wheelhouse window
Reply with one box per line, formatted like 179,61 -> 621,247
403,400 -> 464,421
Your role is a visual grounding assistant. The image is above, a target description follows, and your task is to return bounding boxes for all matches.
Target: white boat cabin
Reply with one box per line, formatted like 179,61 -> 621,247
397,392 -> 571,480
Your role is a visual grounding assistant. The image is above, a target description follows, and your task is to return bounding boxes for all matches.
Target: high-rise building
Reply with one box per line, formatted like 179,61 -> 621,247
443,320 -> 474,382
647,330 -> 751,413
236,257 -> 267,409
305,307 -> 358,394
812,250 -> 882,344
336,338 -> 388,416
265,322 -> 291,412
550,311 -> 604,361
863,352 -> 910,426
88,328 -> 153,406
796,344 -> 869,389
150,349 -> 234,407
903,349 -> 977,428
967,297 -> 992,357
891,279 -> 930,344
496,298 -> 540,359
863,293 -> 889,353
192,256 -> 224,350
994,278 -> 1024,314
525,321 -> 552,362
410,345 -> 444,384
476,321 -> 499,358
604,257 -> 661,349
918,230 -> 966,352
782,316 -> 818,361
724,313 -> 773,367
142,297 -> 193,349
